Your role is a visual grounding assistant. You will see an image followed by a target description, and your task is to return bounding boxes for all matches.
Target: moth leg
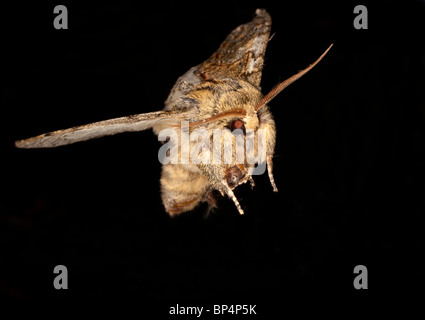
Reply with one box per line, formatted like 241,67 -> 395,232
248,176 -> 255,189
267,155 -> 278,192
257,106 -> 277,192
237,164 -> 255,188
220,182 -> 244,215
204,189 -> 217,207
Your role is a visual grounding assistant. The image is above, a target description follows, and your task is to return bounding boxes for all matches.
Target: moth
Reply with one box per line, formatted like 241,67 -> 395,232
15,9 -> 332,216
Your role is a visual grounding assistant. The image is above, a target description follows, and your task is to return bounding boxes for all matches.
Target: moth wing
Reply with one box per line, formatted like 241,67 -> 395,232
164,66 -> 202,110
164,9 -> 271,112
15,109 -> 191,149
196,9 -> 272,88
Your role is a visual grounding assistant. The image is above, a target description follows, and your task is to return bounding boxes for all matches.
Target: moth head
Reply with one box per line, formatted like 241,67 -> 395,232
176,80 -> 269,194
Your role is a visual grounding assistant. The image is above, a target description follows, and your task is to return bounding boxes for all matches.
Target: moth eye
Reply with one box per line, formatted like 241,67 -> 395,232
229,119 -> 246,134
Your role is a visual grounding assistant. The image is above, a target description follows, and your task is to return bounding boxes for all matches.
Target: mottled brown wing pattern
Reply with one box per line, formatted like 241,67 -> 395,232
196,9 -> 272,88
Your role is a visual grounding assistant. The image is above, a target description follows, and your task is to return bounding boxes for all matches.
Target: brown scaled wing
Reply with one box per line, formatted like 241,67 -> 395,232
195,9 -> 272,89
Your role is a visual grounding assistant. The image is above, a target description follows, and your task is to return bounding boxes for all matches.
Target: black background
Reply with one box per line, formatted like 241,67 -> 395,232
2,0 -> 425,313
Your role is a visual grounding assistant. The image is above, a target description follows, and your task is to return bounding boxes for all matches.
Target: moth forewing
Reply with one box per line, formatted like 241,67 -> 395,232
15,110 -> 194,149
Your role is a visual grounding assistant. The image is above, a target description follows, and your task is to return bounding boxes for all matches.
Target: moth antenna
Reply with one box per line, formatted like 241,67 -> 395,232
169,108 -> 247,128
254,43 -> 333,112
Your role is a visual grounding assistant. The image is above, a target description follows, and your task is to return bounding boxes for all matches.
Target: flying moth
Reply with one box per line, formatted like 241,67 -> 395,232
15,9 -> 332,216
